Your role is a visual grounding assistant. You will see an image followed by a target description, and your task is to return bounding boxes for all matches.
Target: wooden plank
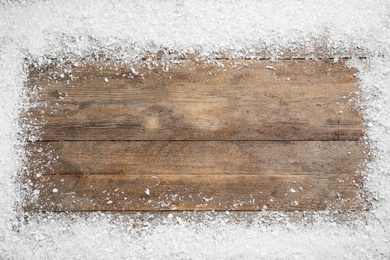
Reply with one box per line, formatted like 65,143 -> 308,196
25,173 -> 365,211
27,141 -> 364,176
27,59 -> 362,141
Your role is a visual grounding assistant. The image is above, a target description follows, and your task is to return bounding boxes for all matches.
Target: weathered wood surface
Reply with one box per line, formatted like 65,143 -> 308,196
26,174 -> 364,211
24,58 -> 366,212
27,59 -> 362,141
28,141 -> 363,175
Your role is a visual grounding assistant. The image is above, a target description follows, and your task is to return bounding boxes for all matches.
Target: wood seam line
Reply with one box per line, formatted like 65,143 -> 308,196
28,173 -> 363,177
30,140 -> 363,142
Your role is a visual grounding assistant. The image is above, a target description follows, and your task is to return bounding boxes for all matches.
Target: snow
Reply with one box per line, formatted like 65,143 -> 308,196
1,0 -> 390,258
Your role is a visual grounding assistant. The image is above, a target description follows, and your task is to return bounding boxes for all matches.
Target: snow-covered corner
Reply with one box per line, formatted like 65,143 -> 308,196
1,0 -> 390,258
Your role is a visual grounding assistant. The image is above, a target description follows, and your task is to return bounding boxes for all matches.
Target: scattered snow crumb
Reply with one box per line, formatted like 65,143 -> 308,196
203,197 -> 213,202
106,200 -> 113,205
52,188 -> 58,193
145,188 -> 150,196
265,65 -> 275,70
104,77 -> 108,83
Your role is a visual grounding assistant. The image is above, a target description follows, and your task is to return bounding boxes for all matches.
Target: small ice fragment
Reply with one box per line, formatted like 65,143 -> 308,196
130,67 -> 138,75
291,200 -> 299,206
203,197 -> 213,202
52,188 -> 58,193
106,200 -> 113,204
145,188 -> 150,196
104,77 -> 108,83
59,73 -> 64,78
339,111 -> 343,114
265,65 -> 275,70
289,188 -> 296,193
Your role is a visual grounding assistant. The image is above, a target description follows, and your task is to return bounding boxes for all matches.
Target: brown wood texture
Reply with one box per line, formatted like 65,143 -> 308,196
27,141 -> 363,176
24,58 -> 366,212
27,59 -> 362,141
26,174 -> 364,211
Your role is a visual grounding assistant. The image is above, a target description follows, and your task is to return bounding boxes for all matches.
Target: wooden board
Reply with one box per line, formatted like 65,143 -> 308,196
27,59 -> 362,141
28,141 -> 363,176
24,58 -> 366,212
26,174 -> 364,211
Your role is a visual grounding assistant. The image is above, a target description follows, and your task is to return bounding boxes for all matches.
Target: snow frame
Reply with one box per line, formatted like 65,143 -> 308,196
1,0 -> 390,258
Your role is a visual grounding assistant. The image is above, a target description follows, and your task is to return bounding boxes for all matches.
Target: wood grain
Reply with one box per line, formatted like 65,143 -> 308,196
27,141 -> 364,176
24,58 -> 366,212
25,173 -> 365,211
27,59 -> 362,141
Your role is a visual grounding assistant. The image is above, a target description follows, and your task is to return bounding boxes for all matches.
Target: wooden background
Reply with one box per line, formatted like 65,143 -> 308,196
24,59 -> 367,212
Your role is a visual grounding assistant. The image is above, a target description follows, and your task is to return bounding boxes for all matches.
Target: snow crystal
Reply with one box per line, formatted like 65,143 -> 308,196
1,0 -> 390,259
